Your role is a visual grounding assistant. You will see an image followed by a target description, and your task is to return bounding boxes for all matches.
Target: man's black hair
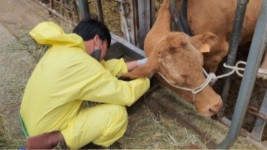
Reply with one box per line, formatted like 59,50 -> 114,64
73,17 -> 111,48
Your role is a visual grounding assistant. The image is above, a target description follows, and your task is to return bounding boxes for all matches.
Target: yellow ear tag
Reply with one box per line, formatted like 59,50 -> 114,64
199,44 -> 210,53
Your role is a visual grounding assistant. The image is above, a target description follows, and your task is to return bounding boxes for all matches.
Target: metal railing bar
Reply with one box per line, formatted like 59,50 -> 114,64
217,0 -> 267,148
170,0 -> 183,31
96,0 -> 104,23
111,32 -> 146,58
78,0 -> 90,19
221,0 -> 249,107
32,0 -> 76,26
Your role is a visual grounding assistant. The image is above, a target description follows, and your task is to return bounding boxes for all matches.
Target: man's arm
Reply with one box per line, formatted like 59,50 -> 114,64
126,58 -> 147,71
101,58 -> 147,76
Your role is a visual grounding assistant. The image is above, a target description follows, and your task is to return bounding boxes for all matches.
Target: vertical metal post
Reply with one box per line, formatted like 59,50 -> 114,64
49,0 -> 53,15
170,0 -> 183,31
150,0 -> 156,25
118,0 -> 135,44
217,0 -> 267,148
96,0 -> 104,23
136,0 -> 151,48
71,0 -> 80,23
60,0 -> 63,15
49,0 -> 53,9
221,0 -> 249,105
78,0 -> 90,19
181,0 -> 192,35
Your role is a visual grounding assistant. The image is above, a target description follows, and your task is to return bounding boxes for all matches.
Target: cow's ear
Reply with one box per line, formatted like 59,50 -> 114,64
191,32 -> 218,53
199,44 -> 211,53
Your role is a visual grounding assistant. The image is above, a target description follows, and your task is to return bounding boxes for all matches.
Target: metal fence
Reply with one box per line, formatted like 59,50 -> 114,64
32,0 -> 80,25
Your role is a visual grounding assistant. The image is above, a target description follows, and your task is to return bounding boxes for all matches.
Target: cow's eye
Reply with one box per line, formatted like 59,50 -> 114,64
180,41 -> 188,48
181,74 -> 188,79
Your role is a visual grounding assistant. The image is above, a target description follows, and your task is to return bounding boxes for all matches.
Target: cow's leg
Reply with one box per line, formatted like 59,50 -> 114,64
258,48 -> 267,80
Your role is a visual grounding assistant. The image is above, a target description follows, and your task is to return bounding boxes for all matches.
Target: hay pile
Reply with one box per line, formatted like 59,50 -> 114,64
88,0 -> 122,36
116,86 -> 257,149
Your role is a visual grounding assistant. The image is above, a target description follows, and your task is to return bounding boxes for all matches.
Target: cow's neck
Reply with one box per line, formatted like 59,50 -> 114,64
144,0 -> 171,56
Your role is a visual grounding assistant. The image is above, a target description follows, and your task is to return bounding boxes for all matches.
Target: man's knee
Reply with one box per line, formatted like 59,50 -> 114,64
92,105 -> 128,147
61,104 -> 128,149
107,105 -> 128,123
98,105 -> 128,135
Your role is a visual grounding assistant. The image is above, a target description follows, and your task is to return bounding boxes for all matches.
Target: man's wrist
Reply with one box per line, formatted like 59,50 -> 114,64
137,58 -> 147,66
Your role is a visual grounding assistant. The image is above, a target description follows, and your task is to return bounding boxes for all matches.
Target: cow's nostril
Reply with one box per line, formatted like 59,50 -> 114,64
209,108 -> 217,114
209,102 -> 222,114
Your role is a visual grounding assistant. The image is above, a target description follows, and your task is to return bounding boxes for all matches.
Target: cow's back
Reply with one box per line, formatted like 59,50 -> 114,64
186,0 -> 261,44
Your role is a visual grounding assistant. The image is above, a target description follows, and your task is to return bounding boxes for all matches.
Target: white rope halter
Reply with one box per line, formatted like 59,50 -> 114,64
157,71 -> 216,102
201,61 -> 247,84
157,71 -> 214,95
156,60 -> 267,102
214,60 -> 267,78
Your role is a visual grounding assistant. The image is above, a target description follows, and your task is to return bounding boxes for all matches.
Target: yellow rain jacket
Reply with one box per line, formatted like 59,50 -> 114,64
20,22 -> 150,148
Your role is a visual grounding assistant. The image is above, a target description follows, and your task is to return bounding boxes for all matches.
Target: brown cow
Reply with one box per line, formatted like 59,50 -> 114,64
122,0 -> 222,116
177,0 -> 267,79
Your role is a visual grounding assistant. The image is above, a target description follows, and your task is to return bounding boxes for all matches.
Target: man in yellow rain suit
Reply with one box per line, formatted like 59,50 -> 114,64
20,17 -> 149,149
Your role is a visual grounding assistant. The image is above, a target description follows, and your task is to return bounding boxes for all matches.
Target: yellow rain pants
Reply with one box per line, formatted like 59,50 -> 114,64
20,22 -> 150,149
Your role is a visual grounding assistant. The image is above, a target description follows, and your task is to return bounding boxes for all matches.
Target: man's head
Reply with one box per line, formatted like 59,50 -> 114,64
73,17 -> 111,61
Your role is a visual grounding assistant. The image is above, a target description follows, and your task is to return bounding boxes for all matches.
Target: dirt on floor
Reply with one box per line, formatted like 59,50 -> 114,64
0,0 -> 266,149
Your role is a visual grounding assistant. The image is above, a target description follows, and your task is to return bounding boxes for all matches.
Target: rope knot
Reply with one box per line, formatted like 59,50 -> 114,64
209,73 -> 218,85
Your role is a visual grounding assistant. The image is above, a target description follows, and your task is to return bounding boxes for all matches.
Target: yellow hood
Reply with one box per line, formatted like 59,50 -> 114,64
29,21 -> 84,49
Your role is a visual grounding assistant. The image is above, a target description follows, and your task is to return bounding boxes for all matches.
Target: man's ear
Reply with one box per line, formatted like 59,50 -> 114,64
93,34 -> 100,46
191,32 -> 218,53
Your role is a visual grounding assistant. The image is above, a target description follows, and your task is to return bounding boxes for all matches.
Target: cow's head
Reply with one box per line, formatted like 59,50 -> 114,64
122,32 -> 223,116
